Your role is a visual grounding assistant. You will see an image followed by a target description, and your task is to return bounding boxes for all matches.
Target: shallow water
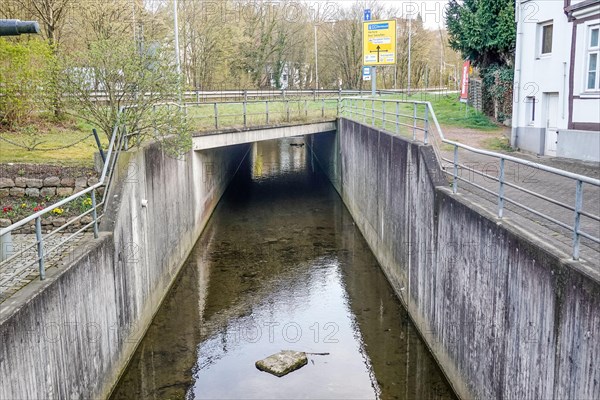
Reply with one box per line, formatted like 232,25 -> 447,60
111,138 -> 456,400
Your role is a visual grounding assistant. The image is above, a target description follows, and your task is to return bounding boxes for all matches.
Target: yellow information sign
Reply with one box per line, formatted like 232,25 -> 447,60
363,20 -> 396,66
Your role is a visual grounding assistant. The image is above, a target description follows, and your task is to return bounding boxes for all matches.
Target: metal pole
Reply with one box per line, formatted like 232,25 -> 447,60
498,158 -> 505,218
286,100 -> 290,122
363,100 -> 366,124
371,100 -> 375,126
423,106 -> 429,144
173,0 -> 181,102
214,103 -> 218,129
572,180 -> 583,260
243,101 -> 247,127
382,100 -> 386,130
371,67 -> 377,97
35,217 -> 45,280
92,129 -> 106,163
321,98 -> 325,118
314,24 -> 319,92
266,101 -> 269,124
91,190 -> 99,239
408,16 -> 412,96
412,103 -> 417,140
396,102 -> 400,135
453,145 -> 458,194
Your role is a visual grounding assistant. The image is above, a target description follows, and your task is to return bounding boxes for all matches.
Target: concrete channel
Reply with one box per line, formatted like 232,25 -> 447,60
0,118 -> 597,399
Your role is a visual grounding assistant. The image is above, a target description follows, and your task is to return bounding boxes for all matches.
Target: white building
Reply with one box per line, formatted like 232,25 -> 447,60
268,63 -> 311,90
512,0 -> 600,162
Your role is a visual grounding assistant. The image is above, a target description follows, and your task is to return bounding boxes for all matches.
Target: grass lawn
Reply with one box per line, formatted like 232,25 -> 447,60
380,93 -> 501,131
0,117 -> 106,167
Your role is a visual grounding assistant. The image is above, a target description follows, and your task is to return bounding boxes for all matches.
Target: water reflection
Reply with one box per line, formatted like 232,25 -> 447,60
111,137 -> 456,400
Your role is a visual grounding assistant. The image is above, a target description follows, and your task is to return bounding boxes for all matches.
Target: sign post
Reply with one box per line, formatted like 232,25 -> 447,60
363,19 -> 396,97
363,10 -> 373,95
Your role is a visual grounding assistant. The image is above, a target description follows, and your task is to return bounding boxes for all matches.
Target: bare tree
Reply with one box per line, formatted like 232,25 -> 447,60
14,0 -> 74,47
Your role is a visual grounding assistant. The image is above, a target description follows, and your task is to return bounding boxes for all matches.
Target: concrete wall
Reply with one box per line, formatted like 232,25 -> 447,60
514,126 -> 545,155
308,118 -> 600,400
192,121 -> 336,150
557,129 -> 600,162
0,141 -> 249,399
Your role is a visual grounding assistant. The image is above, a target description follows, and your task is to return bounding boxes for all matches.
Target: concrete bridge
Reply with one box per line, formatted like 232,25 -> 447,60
192,121 -> 336,150
0,109 -> 598,399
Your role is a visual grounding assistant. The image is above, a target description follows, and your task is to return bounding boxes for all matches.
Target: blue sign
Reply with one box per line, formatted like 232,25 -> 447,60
362,66 -> 371,81
368,23 -> 389,30
364,9 -> 371,21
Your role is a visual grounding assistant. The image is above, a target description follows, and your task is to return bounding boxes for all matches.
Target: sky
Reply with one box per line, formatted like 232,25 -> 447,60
324,0 -> 450,29
146,0 -> 450,30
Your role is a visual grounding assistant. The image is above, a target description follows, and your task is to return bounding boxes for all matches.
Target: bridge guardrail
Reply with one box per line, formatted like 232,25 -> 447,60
84,87 -> 450,103
181,98 -> 340,132
340,97 -> 600,262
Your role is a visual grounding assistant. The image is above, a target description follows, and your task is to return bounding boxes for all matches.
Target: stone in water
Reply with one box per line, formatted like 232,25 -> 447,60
255,350 -> 308,377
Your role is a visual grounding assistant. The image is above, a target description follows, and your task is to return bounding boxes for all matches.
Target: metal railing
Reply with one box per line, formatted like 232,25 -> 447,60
180,98 -> 340,132
0,108 -> 126,287
340,97 -> 600,261
86,87 -> 450,103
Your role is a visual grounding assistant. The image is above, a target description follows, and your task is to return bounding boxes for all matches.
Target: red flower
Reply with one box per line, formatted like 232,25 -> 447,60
2,206 -> 12,213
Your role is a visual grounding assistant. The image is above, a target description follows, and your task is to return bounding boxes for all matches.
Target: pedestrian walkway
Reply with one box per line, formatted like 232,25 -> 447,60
437,129 -> 599,269
0,233 -> 93,303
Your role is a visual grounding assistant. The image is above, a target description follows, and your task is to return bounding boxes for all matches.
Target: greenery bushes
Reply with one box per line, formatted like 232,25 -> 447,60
482,65 -> 514,122
0,38 -> 55,127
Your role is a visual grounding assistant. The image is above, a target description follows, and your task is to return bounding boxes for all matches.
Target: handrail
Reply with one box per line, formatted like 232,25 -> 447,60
0,107 -> 125,236
422,101 -> 600,186
339,96 -> 600,262
0,106 -> 130,287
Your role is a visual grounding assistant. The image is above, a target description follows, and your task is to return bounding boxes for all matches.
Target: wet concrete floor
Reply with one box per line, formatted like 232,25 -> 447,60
110,138 -> 456,400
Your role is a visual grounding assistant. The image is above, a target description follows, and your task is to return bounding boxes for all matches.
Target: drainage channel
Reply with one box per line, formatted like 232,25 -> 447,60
110,137 -> 456,400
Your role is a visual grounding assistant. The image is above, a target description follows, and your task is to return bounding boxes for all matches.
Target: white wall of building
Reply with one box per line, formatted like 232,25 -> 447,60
513,0 -> 600,161
515,1 -> 571,131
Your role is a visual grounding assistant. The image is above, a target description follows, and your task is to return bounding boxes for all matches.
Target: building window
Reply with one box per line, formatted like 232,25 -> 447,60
526,96 -> 536,125
539,22 -> 553,55
586,25 -> 599,91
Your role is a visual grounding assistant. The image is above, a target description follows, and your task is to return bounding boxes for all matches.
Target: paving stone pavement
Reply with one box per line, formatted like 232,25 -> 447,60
0,233 -> 93,304
437,148 -> 600,268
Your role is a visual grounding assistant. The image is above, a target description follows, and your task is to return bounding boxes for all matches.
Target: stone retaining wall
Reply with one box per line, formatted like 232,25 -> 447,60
0,175 -> 102,232
0,175 -> 99,199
